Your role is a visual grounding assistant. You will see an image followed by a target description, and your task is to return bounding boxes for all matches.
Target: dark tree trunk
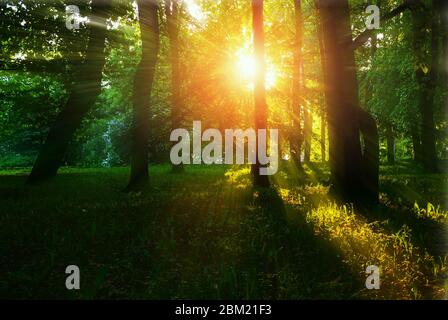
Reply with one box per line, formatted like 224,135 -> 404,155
320,106 -> 326,162
291,0 -> 304,169
252,0 -> 270,187
385,123 -> 395,164
304,111 -> 312,162
441,0 -> 448,127
302,0 -> 311,163
166,0 -> 184,173
411,123 -> 422,163
317,0 -> 379,204
27,0 -> 111,184
317,7 -> 327,163
126,0 -> 160,191
411,3 -> 438,172
359,109 -> 379,204
442,0 -> 448,77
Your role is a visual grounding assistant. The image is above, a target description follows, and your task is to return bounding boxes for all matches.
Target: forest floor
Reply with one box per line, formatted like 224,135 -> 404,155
0,161 -> 447,299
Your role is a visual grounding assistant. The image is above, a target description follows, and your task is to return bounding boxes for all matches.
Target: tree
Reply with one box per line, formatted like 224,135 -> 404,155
165,0 -> 184,173
317,0 -> 379,204
252,0 -> 270,187
316,3 -> 327,163
410,1 -> 439,172
291,0 -> 304,168
27,0 -> 111,184
126,0 -> 160,191
385,123 -> 395,164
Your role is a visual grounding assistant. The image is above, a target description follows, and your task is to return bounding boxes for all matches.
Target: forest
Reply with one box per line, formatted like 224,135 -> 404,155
0,0 -> 447,300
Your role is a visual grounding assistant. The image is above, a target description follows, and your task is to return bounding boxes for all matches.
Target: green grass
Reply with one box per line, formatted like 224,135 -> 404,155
0,161 -> 446,299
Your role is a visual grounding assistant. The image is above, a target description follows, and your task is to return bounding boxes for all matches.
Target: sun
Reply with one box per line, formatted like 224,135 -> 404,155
235,52 -> 277,91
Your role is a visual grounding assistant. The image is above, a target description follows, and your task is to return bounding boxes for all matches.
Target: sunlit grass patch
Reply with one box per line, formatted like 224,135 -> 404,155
413,202 -> 448,222
224,166 -> 252,188
306,203 -> 446,299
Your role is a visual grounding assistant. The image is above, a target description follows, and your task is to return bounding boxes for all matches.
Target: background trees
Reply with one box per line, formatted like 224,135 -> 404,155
0,0 -> 447,301
0,0 -> 445,196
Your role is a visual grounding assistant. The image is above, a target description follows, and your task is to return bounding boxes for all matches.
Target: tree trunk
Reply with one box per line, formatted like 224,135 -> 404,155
411,123 -> 422,163
302,0 -> 311,163
359,108 -> 379,204
411,3 -> 438,172
166,0 -> 184,173
317,0 -> 378,204
386,123 -> 395,164
27,0 -> 111,184
442,0 -> 448,79
252,0 -> 270,187
126,0 -> 160,191
317,6 -> 327,163
441,0 -> 448,129
320,105 -> 326,162
304,111 -> 312,162
291,0 -> 304,169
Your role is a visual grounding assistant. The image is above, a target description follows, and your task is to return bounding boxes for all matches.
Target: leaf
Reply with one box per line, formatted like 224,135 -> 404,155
419,63 -> 429,74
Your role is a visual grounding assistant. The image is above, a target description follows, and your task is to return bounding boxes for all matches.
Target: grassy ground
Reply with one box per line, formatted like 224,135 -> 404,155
0,161 -> 446,299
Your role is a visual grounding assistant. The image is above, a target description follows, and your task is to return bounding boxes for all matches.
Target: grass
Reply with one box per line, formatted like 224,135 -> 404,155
0,161 -> 446,299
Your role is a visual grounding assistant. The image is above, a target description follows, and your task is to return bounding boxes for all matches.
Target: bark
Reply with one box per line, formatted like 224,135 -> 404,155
126,0 -> 160,191
411,123 -> 423,162
166,0 -> 184,173
304,111 -> 312,162
27,0 -> 111,184
320,105 -> 326,162
252,0 -> 270,187
291,0 -> 304,169
301,0 -> 311,163
317,0 -> 379,204
411,3 -> 438,172
441,0 -> 448,123
443,0 -> 448,79
385,123 -> 395,164
359,108 -> 379,204
317,7 -> 327,163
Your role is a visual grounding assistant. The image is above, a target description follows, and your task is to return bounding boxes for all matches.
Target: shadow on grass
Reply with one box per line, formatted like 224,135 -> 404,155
235,185 -> 362,299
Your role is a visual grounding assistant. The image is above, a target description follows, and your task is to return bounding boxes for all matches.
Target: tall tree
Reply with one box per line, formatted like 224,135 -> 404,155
291,0 -> 304,168
385,123 -> 395,164
317,0 -> 379,204
300,0 -> 312,163
304,109 -> 312,162
27,0 -> 111,184
165,0 -> 184,173
126,0 -> 160,191
441,0 -> 448,125
316,3 -> 327,163
252,0 -> 270,187
411,1 -> 439,172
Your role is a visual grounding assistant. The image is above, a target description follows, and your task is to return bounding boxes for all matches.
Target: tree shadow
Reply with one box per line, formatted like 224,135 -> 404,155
357,202 -> 447,259
235,185 -> 362,299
